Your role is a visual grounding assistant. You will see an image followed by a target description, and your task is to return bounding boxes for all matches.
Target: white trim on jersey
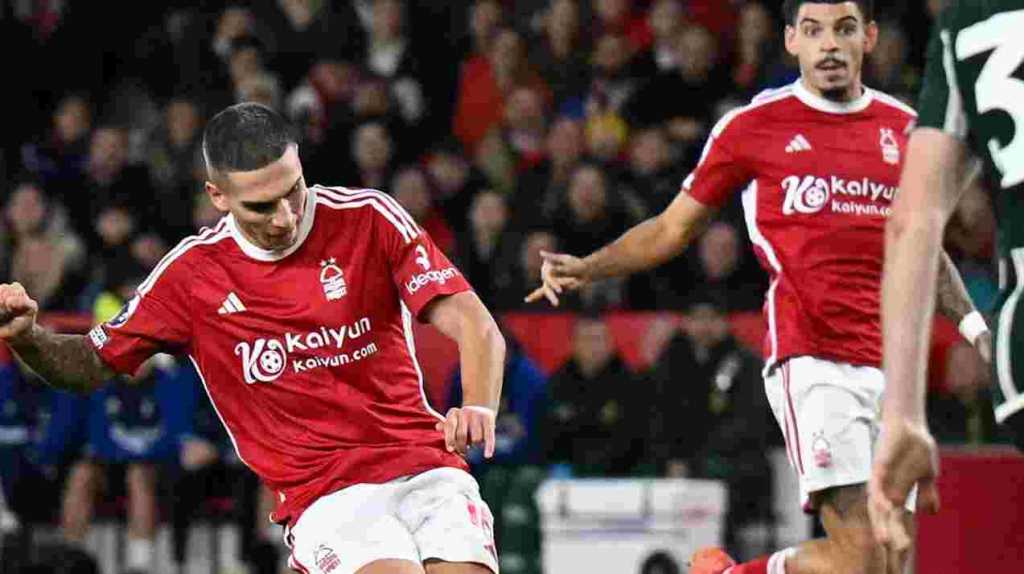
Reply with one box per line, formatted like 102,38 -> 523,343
683,87 -> 797,191
315,186 -> 420,244
400,302 -> 444,421
996,248 -> 1024,418
742,180 -> 784,374
227,183 -> 319,262
317,185 -> 420,236
872,90 -> 918,118
793,79 -> 874,114
940,30 -> 969,139
138,221 -> 231,297
188,355 -> 251,468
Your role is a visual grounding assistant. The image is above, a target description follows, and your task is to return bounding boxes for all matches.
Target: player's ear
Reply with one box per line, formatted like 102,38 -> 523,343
784,24 -> 799,57
863,21 -> 879,54
205,180 -> 230,213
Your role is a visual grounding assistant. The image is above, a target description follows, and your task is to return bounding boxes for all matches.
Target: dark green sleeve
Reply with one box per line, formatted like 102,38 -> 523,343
916,10 -> 968,139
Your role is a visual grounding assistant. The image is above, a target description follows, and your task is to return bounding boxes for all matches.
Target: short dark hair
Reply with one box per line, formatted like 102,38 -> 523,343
202,102 -> 296,175
782,0 -> 874,25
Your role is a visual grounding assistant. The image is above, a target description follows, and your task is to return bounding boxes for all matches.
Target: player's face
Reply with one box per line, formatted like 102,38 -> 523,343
206,145 -> 308,252
784,3 -> 878,101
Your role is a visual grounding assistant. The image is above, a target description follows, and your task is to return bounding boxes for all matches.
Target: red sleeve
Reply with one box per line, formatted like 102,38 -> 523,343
374,199 -> 472,320
87,255 -> 193,375
682,110 -> 754,208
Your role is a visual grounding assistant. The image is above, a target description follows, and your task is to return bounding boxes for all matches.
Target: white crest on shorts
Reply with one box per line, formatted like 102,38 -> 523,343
319,258 -> 347,301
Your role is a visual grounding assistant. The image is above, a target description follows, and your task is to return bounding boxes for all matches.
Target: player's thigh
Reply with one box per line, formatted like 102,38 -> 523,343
398,468 -> 498,574
423,559 -> 493,574
287,483 -> 421,574
355,559 -> 424,574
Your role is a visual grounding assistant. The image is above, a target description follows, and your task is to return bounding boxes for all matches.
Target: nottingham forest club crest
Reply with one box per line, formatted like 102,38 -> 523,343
319,258 -> 347,301
879,128 -> 900,165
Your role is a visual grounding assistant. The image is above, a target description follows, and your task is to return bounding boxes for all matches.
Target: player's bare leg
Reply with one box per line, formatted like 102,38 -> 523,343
424,558 -> 493,574
695,485 -> 910,574
61,460 -> 102,544
355,559 -> 424,573
125,463 -> 158,571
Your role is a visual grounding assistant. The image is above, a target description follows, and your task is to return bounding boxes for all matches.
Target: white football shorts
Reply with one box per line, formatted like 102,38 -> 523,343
285,467 -> 499,574
764,356 -> 916,512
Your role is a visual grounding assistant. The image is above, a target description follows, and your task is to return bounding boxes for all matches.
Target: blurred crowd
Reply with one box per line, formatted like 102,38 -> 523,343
0,1 -> 1012,573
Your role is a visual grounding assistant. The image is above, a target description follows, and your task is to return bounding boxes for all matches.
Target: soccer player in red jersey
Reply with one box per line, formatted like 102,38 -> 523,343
527,2 -> 989,573
0,103 -> 505,574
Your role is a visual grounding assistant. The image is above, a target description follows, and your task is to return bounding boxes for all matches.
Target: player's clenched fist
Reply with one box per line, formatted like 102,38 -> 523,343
524,251 -> 589,307
435,406 -> 496,458
0,282 -> 38,341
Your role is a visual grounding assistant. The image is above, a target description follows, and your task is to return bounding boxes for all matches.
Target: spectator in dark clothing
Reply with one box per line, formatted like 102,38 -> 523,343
254,0 -> 352,91
20,94 -> 92,191
456,191 -> 518,308
646,295 -> 774,554
359,0 -> 428,139
551,163 -> 631,257
347,121 -> 396,190
447,333 -> 547,469
529,0 -> 590,107
495,229 -> 559,310
513,116 -> 585,229
70,126 -> 151,247
425,139 -> 490,231
146,97 -> 203,239
684,221 -> 766,312
476,85 -> 549,194
626,24 -> 733,161
634,0 -> 686,76
544,315 -> 648,476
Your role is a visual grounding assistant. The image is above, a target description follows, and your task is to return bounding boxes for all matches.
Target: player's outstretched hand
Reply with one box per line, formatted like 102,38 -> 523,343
435,406 -> 496,458
0,282 -> 38,342
868,418 -> 940,552
524,251 -> 589,307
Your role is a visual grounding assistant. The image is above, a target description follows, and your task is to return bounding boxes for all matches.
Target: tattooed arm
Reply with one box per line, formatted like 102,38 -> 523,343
0,283 -> 113,393
935,250 -> 977,324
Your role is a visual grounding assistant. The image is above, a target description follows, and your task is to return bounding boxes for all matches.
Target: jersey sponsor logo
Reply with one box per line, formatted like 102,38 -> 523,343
405,267 -> 459,295
319,258 -> 347,301
781,175 -> 897,217
879,128 -> 900,165
233,318 -> 375,383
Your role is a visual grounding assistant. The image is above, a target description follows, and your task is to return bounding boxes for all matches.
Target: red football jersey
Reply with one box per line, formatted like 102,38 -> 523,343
87,185 -> 471,525
684,81 -> 917,370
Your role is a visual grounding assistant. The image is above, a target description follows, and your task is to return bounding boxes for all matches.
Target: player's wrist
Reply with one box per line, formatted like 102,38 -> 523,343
461,405 -> 497,418
958,310 -> 989,346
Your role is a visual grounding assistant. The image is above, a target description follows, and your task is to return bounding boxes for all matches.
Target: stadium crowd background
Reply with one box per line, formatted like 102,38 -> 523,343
0,1 -> 1013,573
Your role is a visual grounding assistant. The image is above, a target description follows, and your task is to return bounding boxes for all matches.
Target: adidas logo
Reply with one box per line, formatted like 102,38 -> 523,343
218,292 -> 246,315
785,134 -> 812,153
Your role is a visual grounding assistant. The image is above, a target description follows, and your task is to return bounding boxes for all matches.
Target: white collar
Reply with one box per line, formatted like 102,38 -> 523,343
793,79 -> 873,114
228,185 -> 317,262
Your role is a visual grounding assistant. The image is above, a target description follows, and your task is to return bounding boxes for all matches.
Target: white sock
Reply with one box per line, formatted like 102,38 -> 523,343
768,548 -> 797,574
125,537 -> 155,571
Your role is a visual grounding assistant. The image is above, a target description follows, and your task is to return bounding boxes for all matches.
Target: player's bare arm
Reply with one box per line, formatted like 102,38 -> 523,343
871,128 -> 967,548
525,191 -> 714,306
0,282 -> 114,393
425,291 -> 505,458
935,250 -> 992,362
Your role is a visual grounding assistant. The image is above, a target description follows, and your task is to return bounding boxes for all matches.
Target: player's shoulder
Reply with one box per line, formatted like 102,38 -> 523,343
710,84 -> 800,137
869,88 -> 918,121
312,185 -> 422,244
137,218 -> 233,296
